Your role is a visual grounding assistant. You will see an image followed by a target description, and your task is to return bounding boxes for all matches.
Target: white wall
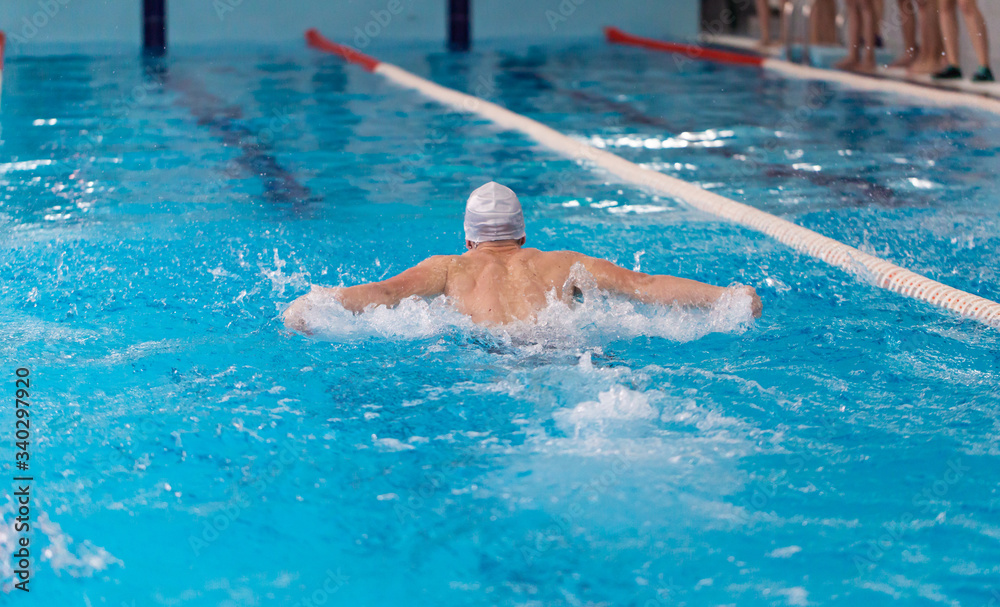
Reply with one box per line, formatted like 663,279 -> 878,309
1,0 -> 699,56
476,0 -> 698,41
168,0 -> 446,48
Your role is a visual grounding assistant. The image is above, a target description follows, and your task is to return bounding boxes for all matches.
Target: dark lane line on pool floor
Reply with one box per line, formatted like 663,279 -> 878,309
150,63 -> 314,209
499,66 -> 921,210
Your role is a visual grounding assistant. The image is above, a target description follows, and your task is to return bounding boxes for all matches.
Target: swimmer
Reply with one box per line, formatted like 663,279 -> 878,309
283,182 -> 762,332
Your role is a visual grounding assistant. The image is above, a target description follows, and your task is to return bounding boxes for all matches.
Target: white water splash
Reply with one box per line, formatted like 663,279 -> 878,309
37,513 -> 123,578
553,385 -> 660,438
290,288 -> 477,341
0,501 -> 17,593
0,501 -> 122,592
507,284 -> 755,346
262,248 -> 309,297
286,282 -> 755,347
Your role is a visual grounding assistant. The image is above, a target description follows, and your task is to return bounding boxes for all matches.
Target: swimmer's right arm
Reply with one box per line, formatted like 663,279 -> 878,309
333,255 -> 451,313
576,255 -> 762,318
283,256 -> 451,332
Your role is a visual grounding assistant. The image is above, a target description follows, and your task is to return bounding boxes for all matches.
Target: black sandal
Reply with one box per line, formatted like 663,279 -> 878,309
932,65 -> 963,79
972,66 -> 995,82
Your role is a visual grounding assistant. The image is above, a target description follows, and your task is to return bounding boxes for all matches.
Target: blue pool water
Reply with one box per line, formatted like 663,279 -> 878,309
2,41 -> 999,606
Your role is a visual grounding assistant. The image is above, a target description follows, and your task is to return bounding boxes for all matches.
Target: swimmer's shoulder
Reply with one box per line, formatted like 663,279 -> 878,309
517,247 -> 572,257
524,248 -> 587,266
412,254 -> 463,280
520,249 -> 589,280
416,254 -> 460,268
424,254 -> 459,263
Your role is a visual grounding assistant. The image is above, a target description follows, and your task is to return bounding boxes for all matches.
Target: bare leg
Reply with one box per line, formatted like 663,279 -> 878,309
873,0 -> 885,44
938,0 -> 961,67
778,0 -> 791,46
857,0 -> 878,72
890,0 -> 919,66
758,0 -> 773,45
908,0 -> 947,73
835,0 -> 863,69
958,0 -> 991,68
810,0 -> 839,44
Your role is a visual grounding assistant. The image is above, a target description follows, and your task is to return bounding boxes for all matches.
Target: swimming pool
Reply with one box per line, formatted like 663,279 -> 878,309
2,39 -> 999,606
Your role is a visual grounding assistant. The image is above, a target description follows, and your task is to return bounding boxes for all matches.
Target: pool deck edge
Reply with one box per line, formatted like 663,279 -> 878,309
643,30 -> 1000,116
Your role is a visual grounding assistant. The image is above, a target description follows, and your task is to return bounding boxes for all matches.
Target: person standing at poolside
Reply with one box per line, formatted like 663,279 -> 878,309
756,0 -> 788,47
900,0 -> 949,75
934,0 -> 993,81
835,0 -> 879,72
889,0 -> 948,74
890,0 -> 921,68
810,0 -> 840,45
757,0 -> 839,48
283,182 -> 761,332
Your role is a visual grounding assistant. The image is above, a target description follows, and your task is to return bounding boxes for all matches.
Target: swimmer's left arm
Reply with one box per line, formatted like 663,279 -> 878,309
577,255 -> 762,317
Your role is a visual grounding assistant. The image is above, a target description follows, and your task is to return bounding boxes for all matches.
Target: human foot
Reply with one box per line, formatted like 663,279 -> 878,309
853,55 -> 877,74
906,57 -> 947,75
834,56 -> 860,71
888,47 -> 918,68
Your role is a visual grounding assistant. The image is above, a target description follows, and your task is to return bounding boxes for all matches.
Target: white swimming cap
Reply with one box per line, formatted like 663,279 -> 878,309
464,181 -> 526,243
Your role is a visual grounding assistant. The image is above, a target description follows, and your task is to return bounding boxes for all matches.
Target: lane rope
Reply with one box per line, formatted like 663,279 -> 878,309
605,26 -> 1000,116
605,26 -> 764,67
305,28 -> 378,72
305,28 -> 1000,329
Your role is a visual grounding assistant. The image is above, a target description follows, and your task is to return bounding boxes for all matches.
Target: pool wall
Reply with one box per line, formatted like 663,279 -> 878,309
0,0 -> 697,56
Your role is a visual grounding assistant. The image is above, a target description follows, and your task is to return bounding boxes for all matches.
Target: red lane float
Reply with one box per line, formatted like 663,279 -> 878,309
305,28 -> 380,72
0,31 -> 6,109
604,26 -> 764,67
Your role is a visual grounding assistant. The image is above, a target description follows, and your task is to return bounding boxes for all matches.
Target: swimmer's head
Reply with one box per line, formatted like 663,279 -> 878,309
464,181 -> 526,249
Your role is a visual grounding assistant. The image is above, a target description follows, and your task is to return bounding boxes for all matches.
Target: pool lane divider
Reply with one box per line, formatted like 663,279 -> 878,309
510,65 -> 910,207
304,28 -> 1000,328
305,29 -> 378,71
604,27 -> 764,67
604,27 -> 1000,116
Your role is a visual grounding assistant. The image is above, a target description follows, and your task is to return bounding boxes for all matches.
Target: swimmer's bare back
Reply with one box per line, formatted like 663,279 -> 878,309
283,240 -> 762,333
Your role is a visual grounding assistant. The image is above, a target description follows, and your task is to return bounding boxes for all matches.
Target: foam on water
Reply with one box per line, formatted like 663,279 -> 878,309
468,350 -> 769,555
37,514 -> 123,578
291,289 -> 477,341
552,385 -> 660,438
0,501 -> 16,593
